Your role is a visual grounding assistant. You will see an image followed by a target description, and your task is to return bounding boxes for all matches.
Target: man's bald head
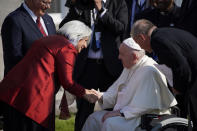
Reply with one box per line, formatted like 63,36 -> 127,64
130,19 -> 156,53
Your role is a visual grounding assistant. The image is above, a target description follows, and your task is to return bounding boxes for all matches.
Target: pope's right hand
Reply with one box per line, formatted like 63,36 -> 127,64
83,89 -> 99,103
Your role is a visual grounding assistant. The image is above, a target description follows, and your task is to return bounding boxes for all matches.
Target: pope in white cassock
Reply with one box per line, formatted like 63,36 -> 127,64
82,37 -> 177,131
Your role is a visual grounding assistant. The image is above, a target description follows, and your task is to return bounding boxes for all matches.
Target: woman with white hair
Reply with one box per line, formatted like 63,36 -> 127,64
0,20 -> 97,131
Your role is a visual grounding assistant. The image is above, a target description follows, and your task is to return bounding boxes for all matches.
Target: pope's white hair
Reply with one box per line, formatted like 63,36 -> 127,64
57,20 -> 92,46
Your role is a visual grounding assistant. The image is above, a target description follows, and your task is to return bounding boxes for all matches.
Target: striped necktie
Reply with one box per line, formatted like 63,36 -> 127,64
36,17 -> 47,37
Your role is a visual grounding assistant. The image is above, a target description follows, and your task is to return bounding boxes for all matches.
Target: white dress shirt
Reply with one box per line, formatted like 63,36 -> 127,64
23,2 -> 48,35
88,0 -> 107,59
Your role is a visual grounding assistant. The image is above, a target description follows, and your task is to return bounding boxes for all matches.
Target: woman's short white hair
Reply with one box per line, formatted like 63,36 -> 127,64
57,20 -> 92,46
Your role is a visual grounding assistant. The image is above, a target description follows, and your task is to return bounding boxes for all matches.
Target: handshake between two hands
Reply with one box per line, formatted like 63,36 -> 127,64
83,89 -> 102,103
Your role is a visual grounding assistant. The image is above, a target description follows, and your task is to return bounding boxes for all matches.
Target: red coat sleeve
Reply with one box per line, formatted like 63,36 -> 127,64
56,47 -> 85,97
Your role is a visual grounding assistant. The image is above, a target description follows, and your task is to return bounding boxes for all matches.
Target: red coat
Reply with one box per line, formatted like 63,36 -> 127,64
0,35 -> 85,128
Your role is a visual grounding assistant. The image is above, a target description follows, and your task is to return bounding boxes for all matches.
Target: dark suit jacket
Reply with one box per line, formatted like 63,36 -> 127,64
178,0 -> 197,37
1,4 -> 56,75
123,0 -> 134,38
60,0 -> 128,80
151,28 -> 197,94
124,0 -> 150,38
135,3 -> 181,28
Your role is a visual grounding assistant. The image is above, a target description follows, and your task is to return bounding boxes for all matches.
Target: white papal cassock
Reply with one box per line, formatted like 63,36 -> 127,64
82,55 -> 177,131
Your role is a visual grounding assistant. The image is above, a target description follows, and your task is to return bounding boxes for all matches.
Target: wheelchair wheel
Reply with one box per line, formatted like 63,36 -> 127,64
151,117 -> 189,131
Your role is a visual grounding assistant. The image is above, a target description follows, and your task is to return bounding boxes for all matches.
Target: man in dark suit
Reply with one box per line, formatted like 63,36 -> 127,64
0,0 -> 56,130
60,0 -> 128,130
178,0 -> 197,37
134,0 -> 181,61
124,0 -> 150,38
1,0 -> 56,75
135,0 -> 181,28
131,19 -> 197,130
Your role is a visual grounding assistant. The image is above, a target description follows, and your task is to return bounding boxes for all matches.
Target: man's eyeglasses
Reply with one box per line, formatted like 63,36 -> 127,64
41,0 -> 52,6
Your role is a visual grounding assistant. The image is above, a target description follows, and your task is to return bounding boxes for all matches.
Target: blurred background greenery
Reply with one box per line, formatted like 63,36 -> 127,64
55,113 -> 75,131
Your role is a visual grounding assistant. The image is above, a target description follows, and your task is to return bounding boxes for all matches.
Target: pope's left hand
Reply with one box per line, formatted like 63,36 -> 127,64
172,88 -> 181,95
102,110 -> 122,122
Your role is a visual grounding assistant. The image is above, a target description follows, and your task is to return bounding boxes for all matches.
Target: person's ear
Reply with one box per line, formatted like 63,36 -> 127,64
138,34 -> 146,41
134,34 -> 145,48
132,52 -> 138,64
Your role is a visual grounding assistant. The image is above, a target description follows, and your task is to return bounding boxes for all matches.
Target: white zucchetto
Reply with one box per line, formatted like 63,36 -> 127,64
123,38 -> 142,51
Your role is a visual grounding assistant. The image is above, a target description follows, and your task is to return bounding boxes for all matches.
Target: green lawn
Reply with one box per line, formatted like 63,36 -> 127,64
55,114 -> 75,131
0,114 -> 76,131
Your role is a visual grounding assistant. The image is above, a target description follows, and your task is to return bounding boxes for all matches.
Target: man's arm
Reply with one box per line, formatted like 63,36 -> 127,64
59,6 -> 84,28
152,37 -> 191,93
97,0 -> 128,35
98,84 -> 118,109
119,67 -> 176,120
99,68 -> 128,109
1,16 -> 23,75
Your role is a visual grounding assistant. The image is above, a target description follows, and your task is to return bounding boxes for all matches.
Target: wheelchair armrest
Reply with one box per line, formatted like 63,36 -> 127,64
140,114 -> 160,130
140,114 -> 177,130
170,106 -> 181,117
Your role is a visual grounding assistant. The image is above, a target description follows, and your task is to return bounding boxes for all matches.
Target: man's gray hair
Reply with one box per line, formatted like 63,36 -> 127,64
57,20 -> 92,46
130,19 -> 154,37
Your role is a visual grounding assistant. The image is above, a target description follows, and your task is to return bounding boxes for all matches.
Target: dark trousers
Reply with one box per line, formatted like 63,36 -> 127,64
175,94 -> 188,118
176,94 -> 197,130
190,100 -> 197,131
74,59 -> 118,131
190,82 -> 197,131
176,79 -> 197,131
2,103 -> 51,131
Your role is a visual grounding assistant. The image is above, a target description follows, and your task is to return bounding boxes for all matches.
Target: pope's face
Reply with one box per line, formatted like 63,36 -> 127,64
76,37 -> 89,53
31,0 -> 52,17
118,44 -> 135,69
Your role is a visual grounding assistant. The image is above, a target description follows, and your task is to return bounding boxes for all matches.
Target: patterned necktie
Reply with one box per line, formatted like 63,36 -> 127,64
91,11 -> 100,52
36,17 -> 47,36
130,0 -> 146,28
91,31 -> 100,52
